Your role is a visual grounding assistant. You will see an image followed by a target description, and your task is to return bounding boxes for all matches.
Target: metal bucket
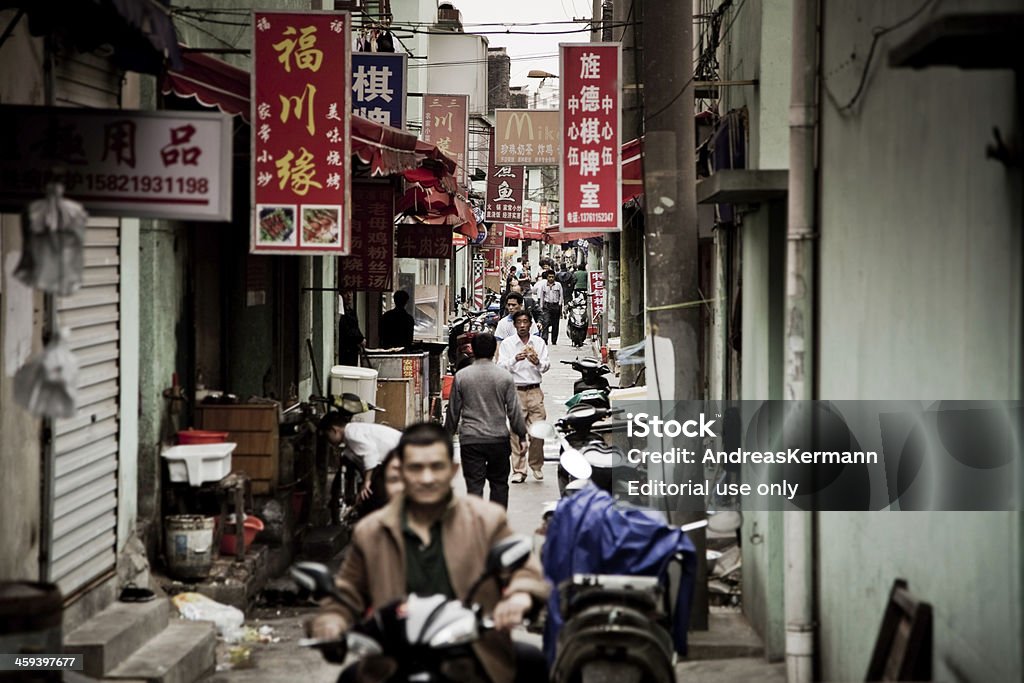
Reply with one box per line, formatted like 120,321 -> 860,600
164,515 -> 215,580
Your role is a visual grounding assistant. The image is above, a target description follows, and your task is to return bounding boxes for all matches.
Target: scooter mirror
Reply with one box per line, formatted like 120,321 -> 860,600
486,535 -> 534,575
528,421 -> 557,440
560,447 -> 593,480
290,561 -> 336,598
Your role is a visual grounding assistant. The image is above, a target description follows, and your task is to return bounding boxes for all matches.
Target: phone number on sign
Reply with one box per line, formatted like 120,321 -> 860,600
65,173 -> 210,195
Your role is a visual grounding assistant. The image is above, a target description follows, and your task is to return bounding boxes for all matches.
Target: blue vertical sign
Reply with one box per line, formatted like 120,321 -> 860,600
351,52 -> 408,130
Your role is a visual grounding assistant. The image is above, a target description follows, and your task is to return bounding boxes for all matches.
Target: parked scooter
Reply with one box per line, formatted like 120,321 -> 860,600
292,535 -> 534,683
532,407 -> 628,497
565,290 -> 589,348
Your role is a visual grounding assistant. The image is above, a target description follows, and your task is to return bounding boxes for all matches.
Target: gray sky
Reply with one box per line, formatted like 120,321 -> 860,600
452,0 -> 595,88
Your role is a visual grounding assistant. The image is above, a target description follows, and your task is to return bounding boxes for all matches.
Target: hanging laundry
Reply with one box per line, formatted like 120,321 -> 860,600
14,182 -> 88,296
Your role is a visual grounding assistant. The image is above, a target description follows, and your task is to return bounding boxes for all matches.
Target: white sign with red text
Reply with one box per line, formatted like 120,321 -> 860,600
0,105 -> 232,221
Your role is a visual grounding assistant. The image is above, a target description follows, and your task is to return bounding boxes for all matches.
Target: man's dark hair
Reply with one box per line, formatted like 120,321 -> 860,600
545,270 -> 556,279
319,410 -> 352,432
516,257 -> 522,263
505,292 -> 524,306
393,290 -> 410,308
511,309 -> 533,324
560,264 -> 567,271
398,422 -> 454,461
471,333 -> 497,359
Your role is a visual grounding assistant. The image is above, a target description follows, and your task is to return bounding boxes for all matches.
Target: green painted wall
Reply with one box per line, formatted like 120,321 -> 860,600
814,1 -> 1022,681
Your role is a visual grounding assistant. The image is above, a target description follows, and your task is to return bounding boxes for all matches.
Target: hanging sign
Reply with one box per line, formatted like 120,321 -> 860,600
0,106 -> 232,220
494,109 -> 560,165
252,10 -> 352,254
559,43 -> 622,232
485,134 -> 525,224
421,94 -> 468,184
339,182 -> 394,291
352,52 -> 407,129
482,223 -> 504,249
396,224 -> 452,259
588,270 -> 606,322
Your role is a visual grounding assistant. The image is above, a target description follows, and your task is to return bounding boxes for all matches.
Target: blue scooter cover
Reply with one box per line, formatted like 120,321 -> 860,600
541,483 -> 697,665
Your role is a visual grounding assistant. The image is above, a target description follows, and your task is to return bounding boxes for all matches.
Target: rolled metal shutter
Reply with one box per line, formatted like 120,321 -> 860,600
50,218 -> 121,596
47,52 -> 121,597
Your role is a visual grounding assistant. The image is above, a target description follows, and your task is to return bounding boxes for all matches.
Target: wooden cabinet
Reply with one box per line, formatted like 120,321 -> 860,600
196,404 -> 279,494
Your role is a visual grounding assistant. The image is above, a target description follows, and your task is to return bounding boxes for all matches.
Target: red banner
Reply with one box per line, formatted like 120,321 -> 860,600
482,223 -> 504,249
560,44 -> 622,232
483,247 -> 501,270
252,11 -> 351,254
422,94 -> 468,185
524,207 -> 533,229
339,182 -> 394,291
396,224 -> 452,259
539,205 -> 550,230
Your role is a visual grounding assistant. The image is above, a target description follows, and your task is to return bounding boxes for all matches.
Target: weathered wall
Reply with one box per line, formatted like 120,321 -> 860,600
815,1 -> 1022,681
0,13 -> 46,583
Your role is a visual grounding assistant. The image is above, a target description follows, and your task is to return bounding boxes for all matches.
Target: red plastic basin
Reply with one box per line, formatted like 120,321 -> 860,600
178,429 -> 229,445
219,515 -> 264,556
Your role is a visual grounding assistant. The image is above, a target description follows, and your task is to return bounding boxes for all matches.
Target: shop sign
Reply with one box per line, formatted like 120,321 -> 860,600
396,224 -> 452,259
560,43 -> 622,232
352,52 -> 407,129
538,205 -> 550,230
482,223 -> 504,249
0,105 -> 232,220
252,10 -> 351,254
484,162 -> 524,226
421,94 -> 468,184
483,247 -> 501,270
339,182 -> 394,291
494,109 -> 559,165
588,270 -> 606,321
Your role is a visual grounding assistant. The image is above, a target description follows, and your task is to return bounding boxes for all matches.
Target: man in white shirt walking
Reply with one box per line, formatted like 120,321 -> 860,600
538,270 -> 564,345
497,310 -> 551,483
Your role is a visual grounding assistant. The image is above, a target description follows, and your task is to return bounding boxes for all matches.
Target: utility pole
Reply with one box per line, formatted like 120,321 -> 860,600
616,0 -> 643,386
638,0 -> 707,628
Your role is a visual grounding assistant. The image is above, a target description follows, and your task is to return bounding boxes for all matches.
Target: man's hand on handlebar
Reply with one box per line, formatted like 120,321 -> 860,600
492,591 -> 533,631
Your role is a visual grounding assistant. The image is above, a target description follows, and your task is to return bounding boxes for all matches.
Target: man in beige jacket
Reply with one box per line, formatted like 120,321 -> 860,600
309,423 -> 550,683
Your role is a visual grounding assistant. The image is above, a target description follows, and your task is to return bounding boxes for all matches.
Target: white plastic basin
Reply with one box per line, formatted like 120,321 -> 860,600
162,443 -> 237,486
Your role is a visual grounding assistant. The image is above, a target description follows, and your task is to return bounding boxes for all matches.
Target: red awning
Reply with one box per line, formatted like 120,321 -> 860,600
504,225 -> 545,241
545,224 -> 604,244
162,49 -> 250,122
622,136 -> 644,202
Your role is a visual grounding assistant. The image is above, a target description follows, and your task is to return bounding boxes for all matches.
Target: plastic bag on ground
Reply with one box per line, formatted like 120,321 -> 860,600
172,592 -> 246,643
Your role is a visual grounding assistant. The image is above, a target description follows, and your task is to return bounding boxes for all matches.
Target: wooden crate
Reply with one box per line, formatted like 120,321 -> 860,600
196,404 -> 279,494
375,378 -> 415,429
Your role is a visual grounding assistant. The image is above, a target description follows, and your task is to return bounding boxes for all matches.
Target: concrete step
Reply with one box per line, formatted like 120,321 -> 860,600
65,598 -> 170,678
106,620 -> 216,683
686,610 -> 765,661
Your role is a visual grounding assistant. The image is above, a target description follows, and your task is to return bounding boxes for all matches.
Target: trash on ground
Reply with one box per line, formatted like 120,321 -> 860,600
172,592 -> 246,642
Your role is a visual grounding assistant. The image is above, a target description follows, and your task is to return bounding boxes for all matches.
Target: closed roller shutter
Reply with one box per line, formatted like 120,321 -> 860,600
46,51 -> 121,598
50,218 -> 121,596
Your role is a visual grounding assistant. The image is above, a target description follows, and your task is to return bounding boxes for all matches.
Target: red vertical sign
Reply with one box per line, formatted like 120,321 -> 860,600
253,11 -> 351,254
560,43 -> 622,232
422,94 -> 468,185
485,135 -> 525,224
588,270 -> 606,322
339,182 -> 394,291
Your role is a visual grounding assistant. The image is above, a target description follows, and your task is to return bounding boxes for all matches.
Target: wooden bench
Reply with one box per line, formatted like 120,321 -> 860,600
866,579 -> 933,682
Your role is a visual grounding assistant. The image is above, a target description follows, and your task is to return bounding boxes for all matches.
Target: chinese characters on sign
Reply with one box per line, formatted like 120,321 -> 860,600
395,224 -> 452,259
484,136 -> 525,224
351,52 -> 406,129
482,223 -> 504,249
560,43 -> 622,232
421,94 -> 468,184
588,270 -> 606,322
494,109 -> 560,166
339,183 -> 394,291
253,11 -> 351,254
0,106 -> 231,220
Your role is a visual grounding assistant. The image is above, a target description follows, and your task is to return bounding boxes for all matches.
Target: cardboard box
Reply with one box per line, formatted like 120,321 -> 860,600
375,378 -> 415,429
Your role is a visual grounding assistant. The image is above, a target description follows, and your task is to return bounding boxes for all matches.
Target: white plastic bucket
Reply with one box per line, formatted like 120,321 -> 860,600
329,365 -> 378,423
165,515 -> 215,580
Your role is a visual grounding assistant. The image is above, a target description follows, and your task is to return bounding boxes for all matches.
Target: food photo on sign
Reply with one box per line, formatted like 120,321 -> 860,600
301,206 -> 341,245
257,205 -> 297,245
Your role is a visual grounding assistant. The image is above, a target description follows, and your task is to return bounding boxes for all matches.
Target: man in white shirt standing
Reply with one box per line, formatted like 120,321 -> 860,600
497,310 -> 551,483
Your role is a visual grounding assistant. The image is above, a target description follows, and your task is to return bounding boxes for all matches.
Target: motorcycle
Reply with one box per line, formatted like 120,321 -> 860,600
561,358 -> 611,395
446,293 -> 502,374
565,290 -> 589,348
531,407 -> 629,497
292,535 -> 534,683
